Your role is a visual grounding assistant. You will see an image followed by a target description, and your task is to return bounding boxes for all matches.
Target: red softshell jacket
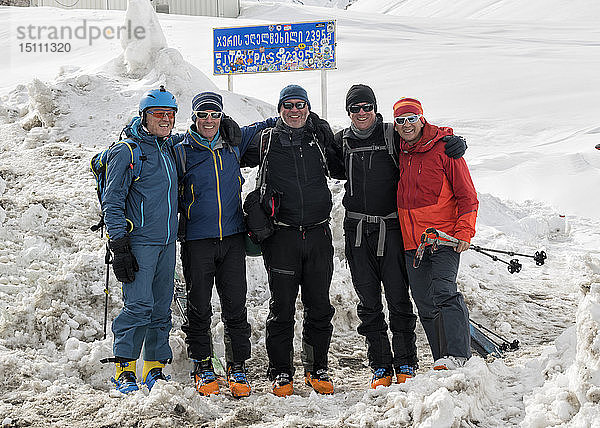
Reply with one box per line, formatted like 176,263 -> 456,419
396,123 -> 478,250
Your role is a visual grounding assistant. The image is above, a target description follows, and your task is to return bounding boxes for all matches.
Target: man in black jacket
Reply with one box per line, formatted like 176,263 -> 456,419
327,84 -> 466,388
242,84 -> 335,397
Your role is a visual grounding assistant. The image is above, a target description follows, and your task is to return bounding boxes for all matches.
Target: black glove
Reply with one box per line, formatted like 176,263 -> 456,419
109,236 -> 139,283
309,111 -> 334,147
220,115 -> 242,146
442,135 -> 467,159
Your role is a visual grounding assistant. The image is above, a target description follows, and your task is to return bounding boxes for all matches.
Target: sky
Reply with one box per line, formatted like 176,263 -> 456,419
0,0 -> 599,427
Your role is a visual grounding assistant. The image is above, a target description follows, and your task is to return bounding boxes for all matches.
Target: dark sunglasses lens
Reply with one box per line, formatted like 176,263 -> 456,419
196,112 -> 209,119
349,104 -> 373,113
283,101 -> 306,109
211,112 -> 223,119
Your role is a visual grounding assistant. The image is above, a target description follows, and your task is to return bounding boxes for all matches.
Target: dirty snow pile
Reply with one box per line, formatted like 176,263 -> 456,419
0,0 -> 599,427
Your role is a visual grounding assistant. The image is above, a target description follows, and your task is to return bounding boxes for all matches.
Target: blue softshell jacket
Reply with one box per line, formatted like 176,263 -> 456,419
102,117 -> 180,245
177,117 -> 276,241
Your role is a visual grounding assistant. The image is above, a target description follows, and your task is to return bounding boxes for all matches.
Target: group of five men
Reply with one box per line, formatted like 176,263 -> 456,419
101,83 -> 478,398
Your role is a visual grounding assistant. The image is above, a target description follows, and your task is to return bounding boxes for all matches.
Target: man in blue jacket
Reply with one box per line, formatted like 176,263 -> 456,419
176,92 -> 276,398
102,86 -> 180,393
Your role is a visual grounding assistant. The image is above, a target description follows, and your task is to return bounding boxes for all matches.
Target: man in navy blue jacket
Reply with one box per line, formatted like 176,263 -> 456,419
103,86 -> 180,394
176,92 -> 276,398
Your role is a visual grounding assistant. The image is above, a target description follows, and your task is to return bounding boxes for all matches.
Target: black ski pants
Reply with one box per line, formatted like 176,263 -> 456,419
405,246 -> 471,361
345,221 -> 418,370
262,224 -> 335,379
180,233 -> 251,363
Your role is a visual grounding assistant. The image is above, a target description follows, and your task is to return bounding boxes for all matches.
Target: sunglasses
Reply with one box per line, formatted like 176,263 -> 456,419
146,109 -> 175,119
348,103 -> 374,114
282,101 -> 307,110
394,114 -> 422,125
194,111 -> 223,119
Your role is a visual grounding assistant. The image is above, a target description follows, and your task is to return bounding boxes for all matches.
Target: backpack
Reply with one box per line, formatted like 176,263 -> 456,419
90,139 -> 145,232
342,122 -> 397,196
243,127 -> 329,245
255,127 -> 329,200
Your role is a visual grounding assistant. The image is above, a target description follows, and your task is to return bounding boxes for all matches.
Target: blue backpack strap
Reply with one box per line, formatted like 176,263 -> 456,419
231,145 -> 240,164
116,139 -> 144,180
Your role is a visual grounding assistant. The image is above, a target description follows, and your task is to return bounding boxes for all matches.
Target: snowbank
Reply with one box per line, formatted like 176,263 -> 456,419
1,0 -> 599,426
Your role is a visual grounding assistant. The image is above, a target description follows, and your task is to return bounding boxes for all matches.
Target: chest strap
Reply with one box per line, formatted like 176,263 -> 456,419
346,211 -> 398,257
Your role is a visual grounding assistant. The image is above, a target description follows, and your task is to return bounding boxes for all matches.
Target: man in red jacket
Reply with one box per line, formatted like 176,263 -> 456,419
394,97 -> 478,370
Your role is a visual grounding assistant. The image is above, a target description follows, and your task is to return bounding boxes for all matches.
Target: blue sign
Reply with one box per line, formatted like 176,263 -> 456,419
213,21 -> 336,75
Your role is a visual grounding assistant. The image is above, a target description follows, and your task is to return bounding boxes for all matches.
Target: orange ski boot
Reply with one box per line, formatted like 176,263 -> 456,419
304,369 -> 334,395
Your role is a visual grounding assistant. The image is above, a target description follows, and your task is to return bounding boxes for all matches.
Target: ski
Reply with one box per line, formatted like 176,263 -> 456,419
470,321 -> 503,358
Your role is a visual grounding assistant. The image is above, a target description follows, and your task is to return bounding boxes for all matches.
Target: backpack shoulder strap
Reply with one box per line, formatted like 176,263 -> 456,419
117,139 -> 145,180
256,128 -> 274,196
382,122 -> 399,168
311,132 -> 330,178
172,143 -> 187,177
229,144 -> 241,164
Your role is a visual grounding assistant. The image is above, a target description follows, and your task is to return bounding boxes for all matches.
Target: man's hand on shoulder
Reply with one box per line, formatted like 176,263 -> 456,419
221,115 -> 242,146
442,135 -> 467,159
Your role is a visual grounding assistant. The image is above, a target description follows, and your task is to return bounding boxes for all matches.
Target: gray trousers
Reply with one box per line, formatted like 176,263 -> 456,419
405,246 -> 471,361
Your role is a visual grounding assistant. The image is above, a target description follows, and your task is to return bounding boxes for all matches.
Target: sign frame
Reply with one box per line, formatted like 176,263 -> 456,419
213,20 -> 337,76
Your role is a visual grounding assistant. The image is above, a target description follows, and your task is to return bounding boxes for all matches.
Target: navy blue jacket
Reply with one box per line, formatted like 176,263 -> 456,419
102,117 -> 180,245
177,117 -> 276,241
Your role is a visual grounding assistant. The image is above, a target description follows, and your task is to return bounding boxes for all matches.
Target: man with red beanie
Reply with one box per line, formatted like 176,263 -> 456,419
327,85 -> 468,388
394,97 -> 478,370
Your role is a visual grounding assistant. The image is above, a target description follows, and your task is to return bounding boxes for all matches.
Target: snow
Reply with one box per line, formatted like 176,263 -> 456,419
0,0 -> 599,426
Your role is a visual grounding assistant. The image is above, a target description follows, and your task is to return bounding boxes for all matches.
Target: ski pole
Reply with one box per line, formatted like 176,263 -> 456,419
470,246 -> 523,274
469,318 -> 519,351
103,239 -> 112,340
470,245 -> 547,266
174,272 -> 188,324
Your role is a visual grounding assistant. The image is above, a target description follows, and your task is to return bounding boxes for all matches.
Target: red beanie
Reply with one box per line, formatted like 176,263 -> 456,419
393,98 -> 423,117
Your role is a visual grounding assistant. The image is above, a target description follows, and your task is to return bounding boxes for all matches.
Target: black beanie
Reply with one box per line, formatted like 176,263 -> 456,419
345,84 -> 377,114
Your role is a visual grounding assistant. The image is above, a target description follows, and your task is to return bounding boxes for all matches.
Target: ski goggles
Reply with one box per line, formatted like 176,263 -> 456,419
282,101 -> 307,110
146,109 -> 176,119
348,103 -> 374,114
394,114 -> 422,125
194,111 -> 223,119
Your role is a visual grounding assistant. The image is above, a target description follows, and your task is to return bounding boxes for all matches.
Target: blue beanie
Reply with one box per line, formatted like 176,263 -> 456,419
192,92 -> 223,120
277,84 -> 311,111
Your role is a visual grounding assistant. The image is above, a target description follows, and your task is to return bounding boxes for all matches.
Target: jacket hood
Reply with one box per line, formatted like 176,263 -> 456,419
400,123 -> 453,153
123,116 -> 161,144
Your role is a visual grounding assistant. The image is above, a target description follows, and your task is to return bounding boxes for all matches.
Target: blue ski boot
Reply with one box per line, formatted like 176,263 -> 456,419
111,360 -> 139,394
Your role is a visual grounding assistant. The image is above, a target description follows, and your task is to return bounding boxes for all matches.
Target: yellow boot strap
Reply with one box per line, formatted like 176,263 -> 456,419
142,360 -> 166,382
115,360 -> 137,379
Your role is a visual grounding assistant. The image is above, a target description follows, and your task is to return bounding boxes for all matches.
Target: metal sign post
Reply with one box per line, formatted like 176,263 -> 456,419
213,20 -> 336,113
320,69 -> 327,120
